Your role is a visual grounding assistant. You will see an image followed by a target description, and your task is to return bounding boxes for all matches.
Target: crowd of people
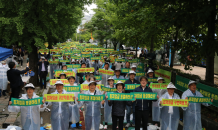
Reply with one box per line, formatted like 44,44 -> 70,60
1,43 -> 213,130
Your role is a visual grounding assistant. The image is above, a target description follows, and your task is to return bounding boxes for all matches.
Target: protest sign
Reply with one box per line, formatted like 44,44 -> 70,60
44,94 -> 74,102
63,86 -> 81,92
132,92 -> 157,100
11,97 -> 43,106
101,86 -> 117,92
161,99 -> 189,107
150,83 -> 168,89
155,69 -> 171,83
107,93 -> 135,101
148,78 -> 158,82
50,79 -> 69,85
77,68 -> 94,73
78,94 -> 105,101
188,96 -> 212,104
125,84 -> 140,90
99,69 -> 114,76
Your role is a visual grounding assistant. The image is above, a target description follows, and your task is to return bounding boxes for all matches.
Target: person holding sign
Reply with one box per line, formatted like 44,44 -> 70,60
133,76 -> 158,130
59,72 -> 67,79
82,72 -> 91,84
8,83 -> 45,130
76,81 -> 104,130
107,80 -> 133,130
100,62 -> 113,87
100,76 -> 115,129
77,62 -> 87,84
159,82 -> 180,130
44,80 -> 71,130
91,60 -> 102,75
124,70 -> 140,127
112,68 -> 125,79
66,76 -> 81,129
151,77 -> 167,126
147,68 -> 156,79
181,80 -> 213,130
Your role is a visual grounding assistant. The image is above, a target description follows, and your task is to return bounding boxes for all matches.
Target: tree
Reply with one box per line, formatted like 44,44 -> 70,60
0,0 -> 92,85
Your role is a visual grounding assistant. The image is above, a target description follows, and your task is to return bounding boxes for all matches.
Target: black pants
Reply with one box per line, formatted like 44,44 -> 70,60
135,110 -> 149,130
39,71 -> 47,89
112,115 -> 124,130
18,60 -> 23,66
9,87 -> 21,101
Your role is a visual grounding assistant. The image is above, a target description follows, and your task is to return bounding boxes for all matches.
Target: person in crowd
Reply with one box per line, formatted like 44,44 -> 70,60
66,76 -> 81,129
99,76 -> 115,129
112,68 -> 125,79
44,80 -> 70,130
59,55 -> 70,69
17,48 -> 25,67
121,61 -> 130,77
38,57 -> 49,90
0,60 -> 9,97
139,50 -> 146,59
159,82 -> 180,130
39,51 -> 50,60
8,83 -> 45,130
62,65 -> 67,71
147,68 -> 156,79
81,57 -> 90,67
151,77 -> 167,126
77,62 -> 87,84
107,81 -> 133,130
133,76 -> 159,130
50,56 -> 59,79
59,73 -> 67,79
124,70 -> 140,127
7,62 -> 29,101
76,81 -> 104,130
182,80 -> 213,130
99,62 -> 113,87
82,73 -> 90,84
92,60 -> 102,75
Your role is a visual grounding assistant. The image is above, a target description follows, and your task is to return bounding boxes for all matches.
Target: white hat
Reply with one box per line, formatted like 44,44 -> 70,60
129,57 -> 132,60
131,64 -> 137,68
90,72 -> 94,74
115,67 -> 121,71
167,82 -> 176,89
107,76 -> 114,81
157,77 -> 164,81
71,59 -> 75,62
104,56 -> 107,58
122,57 -> 125,59
41,56 -> 45,59
147,68 -> 154,73
25,83 -> 35,89
129,70 -> 136,75
115,80 -> 124,88
1,60 -> 6,64
55,80 -> 64,85
88,81 -> 97,86
188,80 -> 197,86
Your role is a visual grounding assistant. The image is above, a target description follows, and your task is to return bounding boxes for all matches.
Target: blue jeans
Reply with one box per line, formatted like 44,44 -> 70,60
126,102 -> 135,124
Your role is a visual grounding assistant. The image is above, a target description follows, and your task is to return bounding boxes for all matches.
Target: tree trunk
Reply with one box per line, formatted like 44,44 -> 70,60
150,36 -> 154,53
205,0 -> 216,83
29,43 -> 39,86
170,29 -> 179,68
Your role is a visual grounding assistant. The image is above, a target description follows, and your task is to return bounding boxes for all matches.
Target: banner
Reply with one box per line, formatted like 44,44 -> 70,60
55,71 -> 75,77
44,94 -> 74,102
50,49 -> 60,53
50,79 -> 69,85
188,96 -> 212,104
59,59 -> 70,63
77,68 -> 94,73
66,64 -> 81,69
119,50 -> 127,53
78,94 -> 105,101
155,69 -> 171,83
91,57 -> 101,60
101,86 -> 117,92
39,49 -> 49,54
81,52 -> 91,54
107,93 -> 135,101
49,61 -> 59,64
63,86 -> 81,92
125,84 -> 140,90
11,97 -> 43,106
136,72 -> 145,77
83,75 -> 102,81
161,99 -> 189,107
121,68 -> 131,73
132,92 -> 157,100
99,69 -> 114,76
150,83 -> 168,89
71,56 -> 82,59
115,59 -> 126,62
72,50 -> 81,53
81,54 -> 92,58
175,75 -> 218,107
80,84 -> 102,90
137,64 -> 144,71
148,78 -> 158,82
52,54 -> 61,57
128,59 -> 139,63
126,54 -> 134,57
100,53 -> 109,57
114,79 -> 128,84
